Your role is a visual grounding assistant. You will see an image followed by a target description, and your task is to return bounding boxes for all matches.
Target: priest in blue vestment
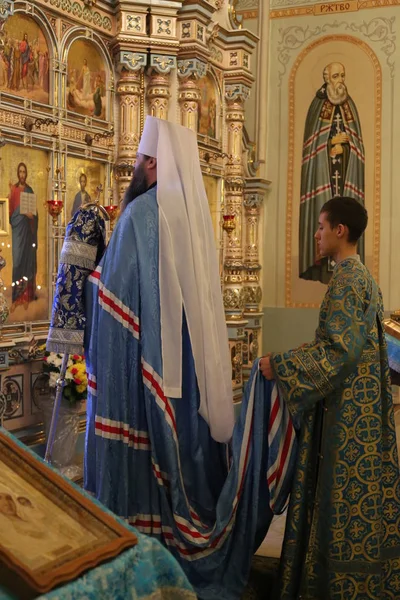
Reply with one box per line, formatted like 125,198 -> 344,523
82,117 -> 297,599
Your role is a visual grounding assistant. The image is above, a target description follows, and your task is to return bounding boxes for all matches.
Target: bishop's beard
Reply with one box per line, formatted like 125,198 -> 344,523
120,163 -> 149,212
326,82 -> 348,106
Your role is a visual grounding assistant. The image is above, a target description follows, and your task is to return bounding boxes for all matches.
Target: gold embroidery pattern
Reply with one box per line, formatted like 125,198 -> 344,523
273,259 -> 400,599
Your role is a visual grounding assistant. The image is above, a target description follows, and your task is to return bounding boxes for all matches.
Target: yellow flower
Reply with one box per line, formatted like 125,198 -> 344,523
76,383 -> 87,394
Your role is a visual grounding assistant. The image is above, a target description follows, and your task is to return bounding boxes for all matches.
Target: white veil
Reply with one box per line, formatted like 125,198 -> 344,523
138,117 -> 234,443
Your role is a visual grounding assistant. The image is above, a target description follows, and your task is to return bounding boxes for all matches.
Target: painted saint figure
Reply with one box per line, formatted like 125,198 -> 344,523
299,62 -> 365,283
8,162 -> 38,311
92,75 -> 103,118
19,33 -> 30,90
77,58 -> 91,96
71,173 -> 91,217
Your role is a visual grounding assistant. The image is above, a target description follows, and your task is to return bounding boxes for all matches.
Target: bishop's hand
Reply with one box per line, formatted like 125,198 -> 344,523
259,354 -> 274,380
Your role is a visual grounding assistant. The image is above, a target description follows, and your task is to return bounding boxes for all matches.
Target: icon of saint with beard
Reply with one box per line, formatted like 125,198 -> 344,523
299,62 -> 365,283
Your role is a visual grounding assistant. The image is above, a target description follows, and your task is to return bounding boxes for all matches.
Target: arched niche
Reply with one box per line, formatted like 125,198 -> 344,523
285,35 -> 381,308
0,7 -> 57,106
61,30 -> 114,125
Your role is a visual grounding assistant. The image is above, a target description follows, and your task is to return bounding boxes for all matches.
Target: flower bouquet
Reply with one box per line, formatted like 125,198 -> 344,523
42,352 -> 88,405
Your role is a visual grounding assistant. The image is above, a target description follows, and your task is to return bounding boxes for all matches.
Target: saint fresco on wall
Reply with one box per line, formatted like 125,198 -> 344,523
0,14 -> 50,104
0,145 -> 49,322
299,61 -> 365,284
287,38 -> 377,307
66,40 -> 107,119
198,74 -> 217,139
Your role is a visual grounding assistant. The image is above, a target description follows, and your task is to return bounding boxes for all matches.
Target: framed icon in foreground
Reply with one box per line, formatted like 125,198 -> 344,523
0,430 -> 137,596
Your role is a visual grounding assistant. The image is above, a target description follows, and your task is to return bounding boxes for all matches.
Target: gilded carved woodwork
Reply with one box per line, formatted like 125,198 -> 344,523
177,59 -> 207,131
223,84 -> 249,322
0,0 -> 263,403
115,68 -> 143,198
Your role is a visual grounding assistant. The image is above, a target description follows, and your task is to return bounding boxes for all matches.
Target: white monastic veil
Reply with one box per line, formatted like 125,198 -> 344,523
138,117 -> 234,443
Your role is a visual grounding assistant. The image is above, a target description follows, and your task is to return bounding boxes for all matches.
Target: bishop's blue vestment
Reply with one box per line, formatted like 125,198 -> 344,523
83,187 -> 297,599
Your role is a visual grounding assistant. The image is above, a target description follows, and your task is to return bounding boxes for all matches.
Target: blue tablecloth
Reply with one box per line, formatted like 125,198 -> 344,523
0,429 -> 196,600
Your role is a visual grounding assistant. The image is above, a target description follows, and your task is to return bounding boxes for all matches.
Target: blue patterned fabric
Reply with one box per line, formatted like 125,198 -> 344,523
271,258 -> 400,599
0,429 -> 196,600
47,207 -> 107,355
84,187 -> 297,599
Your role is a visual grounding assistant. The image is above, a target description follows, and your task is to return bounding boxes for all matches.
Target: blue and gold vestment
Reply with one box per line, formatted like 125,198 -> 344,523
272,257 -> 400,599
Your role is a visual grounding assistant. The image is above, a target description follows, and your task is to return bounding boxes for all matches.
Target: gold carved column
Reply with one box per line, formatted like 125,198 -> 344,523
147,55 -> 176,120
115,52 -> 146,200
223,83 -> 250,400
242,191 -> 264,381
177,59 -> 207,131
223,84 -> 250,321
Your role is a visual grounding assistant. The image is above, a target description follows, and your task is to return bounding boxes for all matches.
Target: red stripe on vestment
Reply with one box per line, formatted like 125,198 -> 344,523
142,365 -> 178,433
98,288 -> 140,334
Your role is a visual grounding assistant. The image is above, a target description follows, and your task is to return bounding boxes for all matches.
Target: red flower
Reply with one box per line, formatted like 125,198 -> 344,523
71,367 -> 78,375
43,356 -> 48,362
72,354 -> 81,361
73,378 -> 82,385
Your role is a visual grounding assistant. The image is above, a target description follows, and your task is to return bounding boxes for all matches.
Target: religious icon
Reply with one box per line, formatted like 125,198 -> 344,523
0,144 -> 49,323
198,74 -> 217,139
299,62 -> 365,283
0,431 -> 137,596
65,158 -> 105,223
8,162 -> 38,312
66,40 -> 107,119
0,14 -> 50,103
0,469 -> 98,572
71,172 -> 91,218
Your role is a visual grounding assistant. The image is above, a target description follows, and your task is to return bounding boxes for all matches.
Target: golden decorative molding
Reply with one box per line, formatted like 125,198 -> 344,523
0,110 -> 112,150
36,0 -> 113,33
285,35 -> 381,308
271,0 -> 400,18
236,9 -> 258,18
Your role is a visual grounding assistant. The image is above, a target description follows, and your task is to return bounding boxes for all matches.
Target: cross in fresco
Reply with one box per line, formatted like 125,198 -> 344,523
333,170 -> 341,196
334,112 -> 343,135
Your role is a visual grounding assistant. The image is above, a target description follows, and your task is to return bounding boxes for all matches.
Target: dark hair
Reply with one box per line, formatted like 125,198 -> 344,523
79,173 -> 87,182
119,155 -> 153,212
320,196 -> 368,244
17,162 -> 27,178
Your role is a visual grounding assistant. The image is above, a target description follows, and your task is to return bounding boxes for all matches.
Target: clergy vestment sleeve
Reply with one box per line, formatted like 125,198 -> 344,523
271,273 -> 372,417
